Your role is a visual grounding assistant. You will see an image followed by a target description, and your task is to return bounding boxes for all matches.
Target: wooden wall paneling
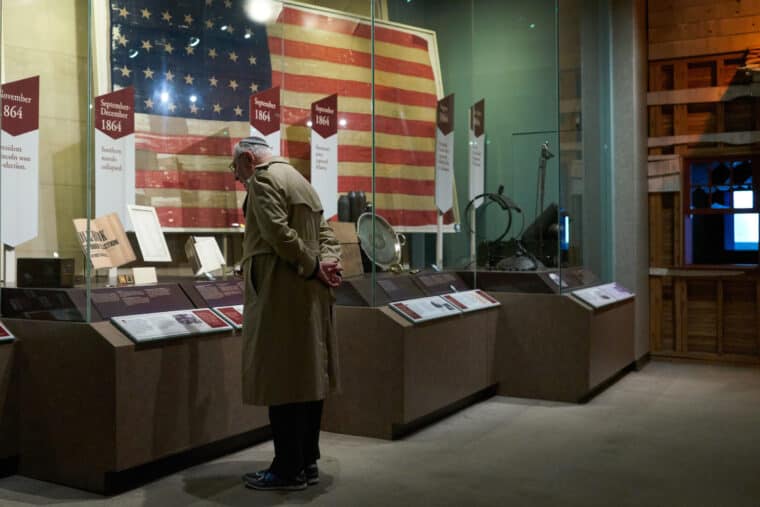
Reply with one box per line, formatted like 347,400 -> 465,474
650,277 -> 663,351
674,192 -> 683,266
716,280 -> 724,354
662,277 -> 676,351
721,281 -> 757,356
675,278 -> 687,352
686,279 -> 719,353
649,194 -> 664,266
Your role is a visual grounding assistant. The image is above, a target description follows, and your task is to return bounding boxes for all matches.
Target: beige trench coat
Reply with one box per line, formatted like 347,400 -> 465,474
240,157 -> 341,406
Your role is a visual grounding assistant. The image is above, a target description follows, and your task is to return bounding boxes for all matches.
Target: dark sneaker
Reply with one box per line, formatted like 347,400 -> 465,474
304,464 -> 319,485
246,465 -> 319,486
244,470 -> 307,491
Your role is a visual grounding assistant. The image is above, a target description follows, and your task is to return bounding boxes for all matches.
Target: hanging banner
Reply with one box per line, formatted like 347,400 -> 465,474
249,87 -> 281,155
310,94 -> 338,220
95,87 -> 135,230
435,94 -> 455,214
1,75 -> 40,247
469,99 -> 485,208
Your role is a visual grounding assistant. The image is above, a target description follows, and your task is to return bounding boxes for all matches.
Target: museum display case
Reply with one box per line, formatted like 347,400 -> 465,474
0,0 -> 634,488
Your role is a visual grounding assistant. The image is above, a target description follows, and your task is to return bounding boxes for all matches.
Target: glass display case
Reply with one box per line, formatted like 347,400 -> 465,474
0,0 -> 616,313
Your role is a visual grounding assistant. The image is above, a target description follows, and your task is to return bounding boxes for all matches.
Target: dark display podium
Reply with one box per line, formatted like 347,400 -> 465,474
1,281 -> 268,494
472,270 -> 635,402
0,338 -> 18,476
325,272 -> 499,440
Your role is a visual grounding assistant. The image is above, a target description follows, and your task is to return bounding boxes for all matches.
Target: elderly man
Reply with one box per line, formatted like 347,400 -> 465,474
230,136 -> 342,491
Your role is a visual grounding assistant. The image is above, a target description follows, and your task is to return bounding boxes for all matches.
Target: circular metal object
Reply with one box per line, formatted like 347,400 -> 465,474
356,212 -> 406,271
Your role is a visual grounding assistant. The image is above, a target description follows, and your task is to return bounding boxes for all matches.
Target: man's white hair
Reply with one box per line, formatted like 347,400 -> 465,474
233,137 -> 272,160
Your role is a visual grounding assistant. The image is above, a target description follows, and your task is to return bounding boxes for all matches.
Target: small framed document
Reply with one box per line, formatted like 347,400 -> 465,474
440,290 -> 500,313
213,305 -> 244,329
111,308 -> 232,343
127,205 -> 172,262
389,295 -> 461,324
571,282 -> 634,309
0,322 -> 15,343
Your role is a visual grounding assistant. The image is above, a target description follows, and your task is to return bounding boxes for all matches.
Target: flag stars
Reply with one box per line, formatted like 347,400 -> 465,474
184,14 -> 194,25
143,67 -> 155,79
164,42 -> 174,54
209,76 -> 219,87
184,74 -> 195,85
234,105 -> 243,117
205,0 -> 213,5
118,6 -> 129,18
168,103 -> 177,113
119,65 -> 131,77
190,103 -> 199,114
249,82 -> 259,93
245,29 -> 253,39
248,56 -> 257,65
228,51 -> 238,62
226,25 -> 235,34
205,19 -> 214,29
144,98 -> 154,109
213,103 -> 222,114
165,70 -> 175,81
161,10 -> 172,22
208,48 -> 218,59
185,45 -> 195,55
117,34 -> 128,47
229,79 -> 239,91
140,8 -> 151,19
141,40 -> 153,51
224,0 -> 232,7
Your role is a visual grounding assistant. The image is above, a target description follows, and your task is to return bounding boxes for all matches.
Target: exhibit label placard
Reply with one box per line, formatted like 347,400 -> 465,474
389,295 -> 461,324
435,94 -> 455,214
73,212 -> 136,269
193,280 -> 245,307
469,99 -> 485,208
94,87 -> 135,230
111,307 -> 232,343
441,290 -> 500,313
571,282 -> 634,309
213,305 -> 244,329
1,75 -> 40,246
310,93 -> 338,220
250,87 -> 281,155
0,321 -> 15,342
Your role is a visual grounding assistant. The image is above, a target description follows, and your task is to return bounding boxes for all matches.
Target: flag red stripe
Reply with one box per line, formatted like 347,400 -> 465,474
136,170 -> 434,196
153,206 -> 452,228
268,36 -> 435,80
135,133 -> 435,163
155,207 -> 245,228
279,7 -> 430,52
272,71 -> 436,108
283,141 -> 434,166
281,107 -> 436,137
338,176 -> 434,195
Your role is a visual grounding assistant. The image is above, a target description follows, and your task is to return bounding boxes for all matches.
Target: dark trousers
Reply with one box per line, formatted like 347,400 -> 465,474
268,399 -> 324,479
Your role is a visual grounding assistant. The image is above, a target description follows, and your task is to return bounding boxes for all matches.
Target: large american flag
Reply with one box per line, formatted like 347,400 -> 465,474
108,0 -> 455,231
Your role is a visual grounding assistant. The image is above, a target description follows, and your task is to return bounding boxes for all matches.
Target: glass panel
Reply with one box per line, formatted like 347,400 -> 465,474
1,0 -> 92,320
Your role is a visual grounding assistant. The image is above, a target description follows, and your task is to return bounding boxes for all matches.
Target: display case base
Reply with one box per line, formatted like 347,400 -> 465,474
492,293 -> 635,403
4,319 -> 269,494
0,340 -> 18,477
323,305 -> 499,440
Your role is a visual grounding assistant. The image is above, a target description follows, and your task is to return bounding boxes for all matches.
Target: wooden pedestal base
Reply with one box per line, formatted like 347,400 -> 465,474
4,319 -> 268,494
492,293 -> 635,402
323,306 -> 499,440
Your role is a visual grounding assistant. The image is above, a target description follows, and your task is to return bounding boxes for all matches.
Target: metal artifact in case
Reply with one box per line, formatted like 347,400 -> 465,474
355,212 -> 406,272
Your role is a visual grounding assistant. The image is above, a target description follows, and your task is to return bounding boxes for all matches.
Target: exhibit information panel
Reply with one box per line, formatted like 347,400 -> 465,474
213,305 -> 244,329
389,296 -> 461,324
571,283 -> 634,309
193,281 -> 245,307
0,321 -> 15,342
111,308 -> 232,343
441,290 -> 500,313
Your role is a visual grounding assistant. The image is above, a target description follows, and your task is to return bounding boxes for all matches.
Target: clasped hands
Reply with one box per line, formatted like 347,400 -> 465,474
317,259 -> 343,288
